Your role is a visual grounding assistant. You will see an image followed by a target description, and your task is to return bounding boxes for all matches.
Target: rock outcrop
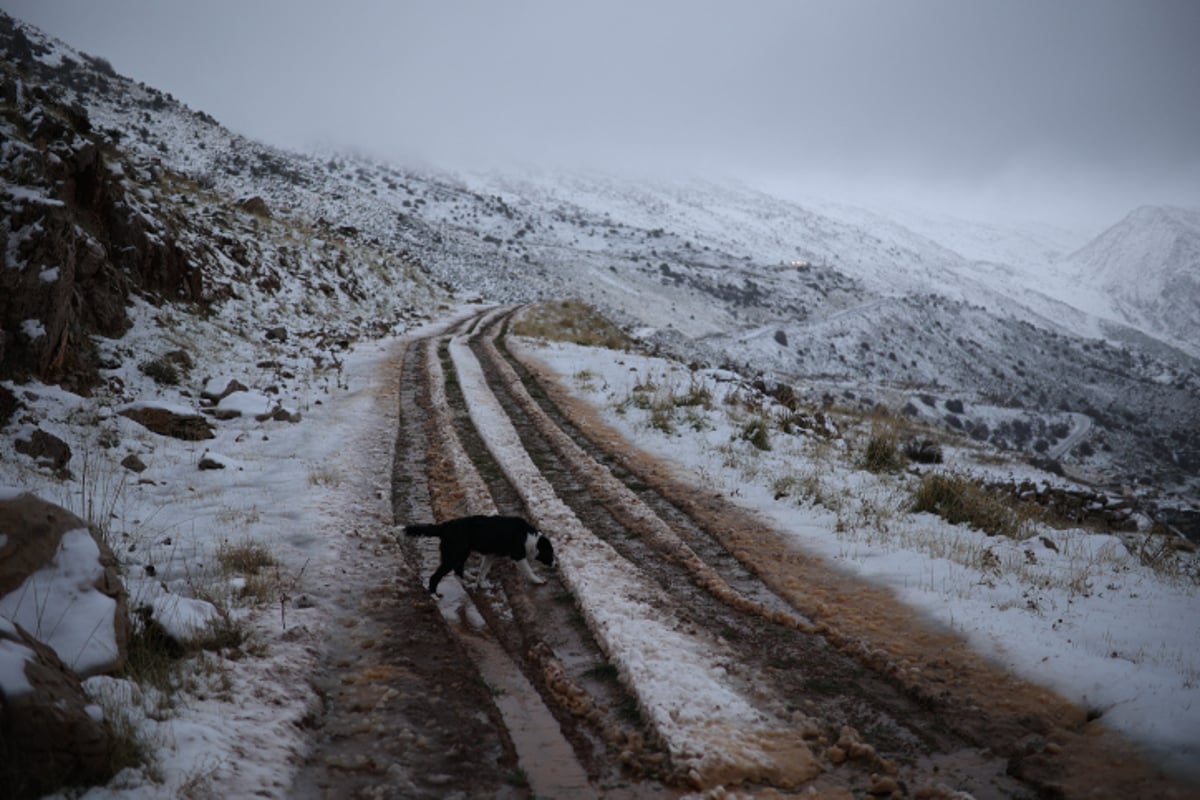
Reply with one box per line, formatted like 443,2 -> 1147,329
0,618 -> 119,798
119,404 -> 215,440
0,492 -> 129,675
13,427 -> 72,473
1,21 -> 205,393
0,491 -> 129,797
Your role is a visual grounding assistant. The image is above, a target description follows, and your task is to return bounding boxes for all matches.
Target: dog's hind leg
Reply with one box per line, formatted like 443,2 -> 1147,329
427,564 -> 453,595
518,558 -> 547,586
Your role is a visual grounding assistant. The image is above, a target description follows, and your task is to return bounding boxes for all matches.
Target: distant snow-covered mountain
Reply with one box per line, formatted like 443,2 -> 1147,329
2,9 -> 1197,508
1061,206 -> 1200,355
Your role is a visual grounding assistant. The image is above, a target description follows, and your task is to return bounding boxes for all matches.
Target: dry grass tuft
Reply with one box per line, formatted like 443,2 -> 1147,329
911,472 -> 1036,539
511,300 -> 633,350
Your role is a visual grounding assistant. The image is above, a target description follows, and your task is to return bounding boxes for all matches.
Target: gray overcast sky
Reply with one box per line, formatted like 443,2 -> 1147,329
4,0 -> 1199,228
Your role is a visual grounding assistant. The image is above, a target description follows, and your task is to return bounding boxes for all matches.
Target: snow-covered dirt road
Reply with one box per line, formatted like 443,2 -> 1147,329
292,306 -> 1194,799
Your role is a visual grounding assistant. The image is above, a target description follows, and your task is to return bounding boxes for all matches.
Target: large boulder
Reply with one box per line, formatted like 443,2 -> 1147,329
0,490 -> 129,797
119,402 -> 215,440
0,491 -> 128,676
0,617 -> 118,798
13,427 -> 72,472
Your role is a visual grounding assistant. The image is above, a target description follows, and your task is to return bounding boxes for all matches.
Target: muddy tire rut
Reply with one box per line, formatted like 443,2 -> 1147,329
293,307 -> 1193,799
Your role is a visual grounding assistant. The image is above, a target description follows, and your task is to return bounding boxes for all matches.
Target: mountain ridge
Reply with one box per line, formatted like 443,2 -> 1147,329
2,10 -> 1197,514
1059,205 -> 1200,354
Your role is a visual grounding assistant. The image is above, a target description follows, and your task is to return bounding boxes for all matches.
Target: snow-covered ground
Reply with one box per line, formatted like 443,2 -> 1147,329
449,333 -> 820,788
516,336 -> 1200,784
3,13 -> 1198,793
3,299 -> 1198,794
0,296 -> 455,797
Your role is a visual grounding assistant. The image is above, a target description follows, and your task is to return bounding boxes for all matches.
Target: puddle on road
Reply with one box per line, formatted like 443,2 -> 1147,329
448,595 -> 597,800
423,563 -> 596,798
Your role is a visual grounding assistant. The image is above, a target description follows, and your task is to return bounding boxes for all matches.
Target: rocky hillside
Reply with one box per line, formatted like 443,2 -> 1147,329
0,12 -> 444,407
1,11 -> 1197,529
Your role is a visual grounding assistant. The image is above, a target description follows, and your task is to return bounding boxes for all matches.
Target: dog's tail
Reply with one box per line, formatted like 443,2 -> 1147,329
403,522 -> 441,538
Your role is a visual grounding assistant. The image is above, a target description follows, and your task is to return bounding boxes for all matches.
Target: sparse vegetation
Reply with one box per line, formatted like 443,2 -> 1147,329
859,419 -> 904,473
216,538 -> 275,575
139,355 -> 180,386
510,300 -> 632,350
911,471 -> 1036,539
740,416 -> 772,451
215,538 -> 277,604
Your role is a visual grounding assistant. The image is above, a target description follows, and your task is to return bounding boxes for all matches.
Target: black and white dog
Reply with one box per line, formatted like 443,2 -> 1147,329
404,514 -> 554,595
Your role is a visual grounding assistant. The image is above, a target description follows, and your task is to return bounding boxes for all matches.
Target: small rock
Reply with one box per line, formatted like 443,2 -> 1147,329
201,377 -> 248,403
271,406 -> 301,423
198,455 -> 225,470
238,195 -> 271,217
867,774 -> 900,795
120,453 -> 147,473
14,428 -> 72,471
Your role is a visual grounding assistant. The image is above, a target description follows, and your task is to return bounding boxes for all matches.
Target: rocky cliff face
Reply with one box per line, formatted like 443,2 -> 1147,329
1,20 -> 205,394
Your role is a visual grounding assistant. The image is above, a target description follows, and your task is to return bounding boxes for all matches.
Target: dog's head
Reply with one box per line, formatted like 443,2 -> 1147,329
533,533 -> 554,567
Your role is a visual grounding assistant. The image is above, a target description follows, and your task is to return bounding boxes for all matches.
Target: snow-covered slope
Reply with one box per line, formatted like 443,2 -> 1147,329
1060,206 -> 1200,355
3,10 -> 1198,509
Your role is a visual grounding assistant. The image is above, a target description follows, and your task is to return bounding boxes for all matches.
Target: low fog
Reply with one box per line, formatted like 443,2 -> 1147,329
5,0 -> 1199,230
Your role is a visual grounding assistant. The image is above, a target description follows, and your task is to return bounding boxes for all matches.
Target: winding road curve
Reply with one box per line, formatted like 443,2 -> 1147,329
290,306 -> 1191,799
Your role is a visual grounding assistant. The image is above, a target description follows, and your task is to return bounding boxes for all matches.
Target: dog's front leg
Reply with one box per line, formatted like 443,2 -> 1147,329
519,558 -> 546,585
476,555 -> 495,586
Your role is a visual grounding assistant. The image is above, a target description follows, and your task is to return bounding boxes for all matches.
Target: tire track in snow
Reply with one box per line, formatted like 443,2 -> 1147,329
497,312 -> 1198,800
401,318 -> 597,800
473,318 -> 815,635
448,331 -> 823,790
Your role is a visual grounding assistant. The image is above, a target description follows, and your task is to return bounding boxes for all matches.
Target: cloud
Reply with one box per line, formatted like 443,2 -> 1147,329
6,0 -> 1199,226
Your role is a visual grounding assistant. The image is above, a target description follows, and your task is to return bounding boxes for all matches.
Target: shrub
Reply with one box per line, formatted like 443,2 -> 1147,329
860,422 -> 904,473
904,437 -> 944,464
139,356 -> 179,386
741,417 -> 771,451
911,472 -> 1034,539
510,300 -> 632,350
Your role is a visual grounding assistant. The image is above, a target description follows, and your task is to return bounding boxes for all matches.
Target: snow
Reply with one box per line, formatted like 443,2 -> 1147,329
21,318 -> 46,340
0,296 -> 448,796
0,12 -> 1196,791
0,528 -> 120,675
215,389 -> 274,418
448,333 -> 819,785
517,336 -> 1200,783
117,399 -> 203,417
0,616 -> 36,696
4,184 -> 66,207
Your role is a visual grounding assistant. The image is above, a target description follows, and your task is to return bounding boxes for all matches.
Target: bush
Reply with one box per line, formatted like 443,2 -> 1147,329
510,300 -> 632,350
741,417 -> 771,451
139,356 -> 179,386
911,472 -> 1034,539
860,423 -> 904,473
904,437 -> 944,464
